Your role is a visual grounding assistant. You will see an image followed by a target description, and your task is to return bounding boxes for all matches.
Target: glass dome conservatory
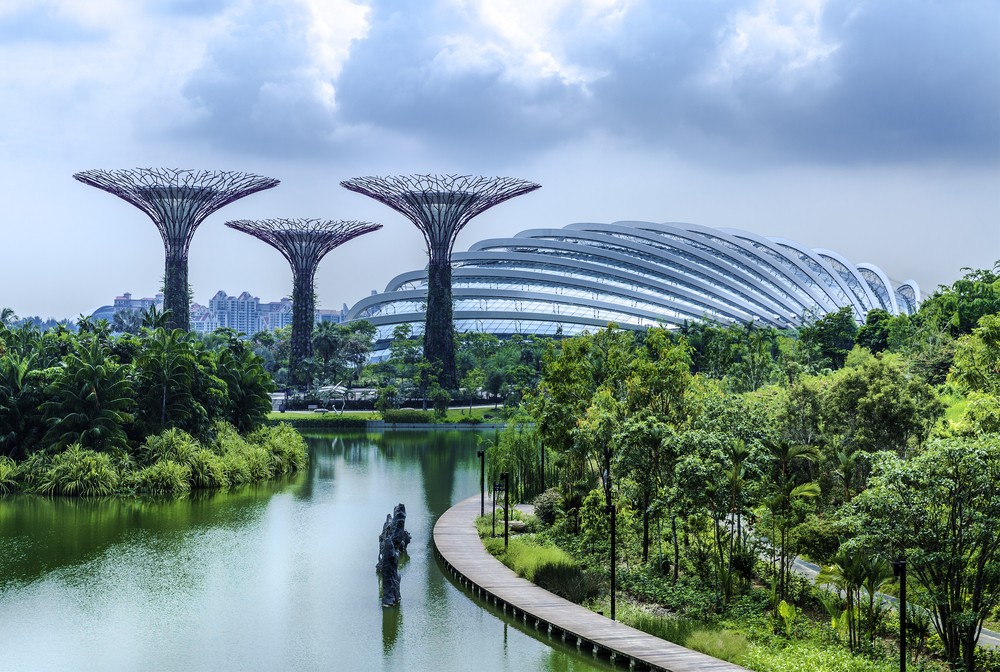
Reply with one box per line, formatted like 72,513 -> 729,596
346,221 -> 920,357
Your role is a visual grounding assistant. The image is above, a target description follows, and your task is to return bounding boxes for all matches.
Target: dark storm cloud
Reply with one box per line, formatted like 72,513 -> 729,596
175,0 -> 999,165
0,6 -> 105,43
333,0 -> 999,164
178,0 -> 338,155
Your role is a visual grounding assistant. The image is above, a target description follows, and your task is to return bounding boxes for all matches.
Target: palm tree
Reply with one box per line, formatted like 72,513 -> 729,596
816,548 -> 865,652
216,346 -> 274,433
0,307 -> 18,329
134,328 -> 196,432
41,338 -> 134,454
312,321 -> 341,373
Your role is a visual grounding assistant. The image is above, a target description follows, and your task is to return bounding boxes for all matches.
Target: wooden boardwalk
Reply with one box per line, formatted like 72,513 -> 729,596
432,494 -> 748,672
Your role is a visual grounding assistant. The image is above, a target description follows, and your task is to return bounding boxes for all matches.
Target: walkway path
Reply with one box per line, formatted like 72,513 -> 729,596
432,494 -> 747,672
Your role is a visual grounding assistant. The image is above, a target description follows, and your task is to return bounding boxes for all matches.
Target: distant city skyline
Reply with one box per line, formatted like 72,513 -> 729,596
0,1 -> 996,319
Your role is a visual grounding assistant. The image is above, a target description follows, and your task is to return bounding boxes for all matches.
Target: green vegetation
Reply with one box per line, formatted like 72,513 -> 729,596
465,261 -> 1000,671
0,315 -> 307,497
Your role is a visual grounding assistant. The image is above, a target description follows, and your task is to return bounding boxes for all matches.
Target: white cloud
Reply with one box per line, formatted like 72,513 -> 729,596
707,0 -> 840,92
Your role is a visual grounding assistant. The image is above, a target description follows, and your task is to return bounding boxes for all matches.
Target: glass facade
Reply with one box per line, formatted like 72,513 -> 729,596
348,221 -> 920,357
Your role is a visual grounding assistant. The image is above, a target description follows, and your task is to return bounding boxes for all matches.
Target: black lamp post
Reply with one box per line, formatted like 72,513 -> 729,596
492,481 -> 499,538
501,472 -> 510,551
893,557 -> 906,671
477,450 -> 485,517
604,447 -> 616,622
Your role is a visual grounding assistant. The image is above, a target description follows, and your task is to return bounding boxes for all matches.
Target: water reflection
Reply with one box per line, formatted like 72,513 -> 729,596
0,430 -> 616,672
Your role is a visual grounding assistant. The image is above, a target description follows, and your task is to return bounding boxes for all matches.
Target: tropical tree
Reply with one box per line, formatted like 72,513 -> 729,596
41,337 -> 134,454
851,436 -> 1000,670
133,328 -> 196,433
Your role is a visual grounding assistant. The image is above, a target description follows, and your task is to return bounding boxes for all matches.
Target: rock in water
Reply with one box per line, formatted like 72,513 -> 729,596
377,503 -> 410,607
380,535 -> 400,607
376,503 -> 411,572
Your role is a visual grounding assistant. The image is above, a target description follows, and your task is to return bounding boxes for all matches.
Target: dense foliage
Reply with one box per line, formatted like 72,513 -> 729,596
475,261 -> 1000,671
0,316 -> 303,496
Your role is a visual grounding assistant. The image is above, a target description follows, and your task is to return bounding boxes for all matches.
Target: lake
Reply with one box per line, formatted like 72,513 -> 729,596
0,430 -> 614,672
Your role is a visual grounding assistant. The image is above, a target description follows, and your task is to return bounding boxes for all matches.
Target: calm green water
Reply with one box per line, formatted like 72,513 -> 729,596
0,430 -> 614,672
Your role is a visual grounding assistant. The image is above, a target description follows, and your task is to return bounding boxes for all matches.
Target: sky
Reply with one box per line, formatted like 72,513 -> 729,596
0,0 -> 997,320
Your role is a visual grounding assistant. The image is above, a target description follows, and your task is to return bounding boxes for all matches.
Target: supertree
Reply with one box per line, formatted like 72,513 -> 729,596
224,218 -> 382,382
73,168 -> 280,332
340,175 -> 540,388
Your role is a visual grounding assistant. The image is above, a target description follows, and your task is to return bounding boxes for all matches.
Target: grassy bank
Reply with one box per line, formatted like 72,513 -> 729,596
0,422 -> 309,497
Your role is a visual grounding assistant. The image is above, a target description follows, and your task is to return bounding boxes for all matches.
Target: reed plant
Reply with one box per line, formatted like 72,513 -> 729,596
132,460 -> 192,496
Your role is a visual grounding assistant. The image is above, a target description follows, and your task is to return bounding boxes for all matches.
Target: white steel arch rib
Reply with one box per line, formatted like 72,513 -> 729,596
346,220 -> 920,354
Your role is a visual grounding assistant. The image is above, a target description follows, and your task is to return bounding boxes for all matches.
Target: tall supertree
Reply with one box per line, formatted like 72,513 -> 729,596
73,168 -> 280,332
224,218 -> 382,382
340,175 -> 540,388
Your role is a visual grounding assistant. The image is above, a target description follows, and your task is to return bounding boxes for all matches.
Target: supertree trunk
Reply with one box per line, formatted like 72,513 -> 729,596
164,255 -> 190,332
424,260 -> 457,388
289,270 -> 315,382
224,219 -> 382,388
340,175 -> 540,389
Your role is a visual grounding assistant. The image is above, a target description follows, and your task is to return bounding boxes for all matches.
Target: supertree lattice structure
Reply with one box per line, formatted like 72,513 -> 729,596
340,174 -> 540,388
225,219 -> 382,380
74,168 -> 280,332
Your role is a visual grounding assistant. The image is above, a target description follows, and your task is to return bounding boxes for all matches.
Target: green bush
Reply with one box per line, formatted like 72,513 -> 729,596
0,456 -> 19,493
382,409 -> 435,424
188,449 -> 228,488
137,428 -> 200,468
481,536 -> 597,604
533,488 -> 562,526
133,460 -> 191,496
39,446 -> 120,496
249,423 -> 309,474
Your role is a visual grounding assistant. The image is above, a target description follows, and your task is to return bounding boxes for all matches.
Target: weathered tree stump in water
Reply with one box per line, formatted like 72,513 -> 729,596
377,503 -> 411,607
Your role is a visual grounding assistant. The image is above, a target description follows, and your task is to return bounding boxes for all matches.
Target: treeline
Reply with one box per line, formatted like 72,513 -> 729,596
482,262 -> 1000,671
0,311 -> 307,497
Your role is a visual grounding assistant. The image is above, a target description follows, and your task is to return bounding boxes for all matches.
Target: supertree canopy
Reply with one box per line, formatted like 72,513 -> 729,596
341,174 -> 540,388
224,218 -> 382,382
74,168 -> 280,332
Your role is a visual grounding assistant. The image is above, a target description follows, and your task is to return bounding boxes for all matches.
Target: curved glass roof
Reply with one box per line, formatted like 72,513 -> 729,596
346,221 -> 920,352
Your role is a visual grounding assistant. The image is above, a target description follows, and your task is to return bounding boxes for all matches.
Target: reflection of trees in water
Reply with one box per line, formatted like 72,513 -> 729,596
0,480 -> 301,588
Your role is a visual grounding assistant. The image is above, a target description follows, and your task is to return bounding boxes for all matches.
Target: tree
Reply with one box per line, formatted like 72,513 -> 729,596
800,307 -> 858,370
851,437 -> 1000,671
855,309 -> 891,355
133,328 -> 196,434
950,313 -> 1000,433
41,337 -> 134,454
824,354 -> 944,458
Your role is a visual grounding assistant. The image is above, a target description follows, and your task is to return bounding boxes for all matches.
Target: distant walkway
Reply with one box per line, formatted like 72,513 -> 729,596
432,495 -> 747,672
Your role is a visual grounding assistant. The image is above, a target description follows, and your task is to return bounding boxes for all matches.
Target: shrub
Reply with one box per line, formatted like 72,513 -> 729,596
0,456 -> 19,493
138,428 -> 201,468
483,537 -> 597,603
39,446 -> 120,496
188,449 -> 228,488
220,452 -> 251,486
249,423 -> 309,474
533,488 -> 562,526
133,460 -> 191,496
382,409 -> 435,424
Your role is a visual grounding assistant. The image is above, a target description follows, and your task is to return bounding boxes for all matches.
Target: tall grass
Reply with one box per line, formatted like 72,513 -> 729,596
38,446 -> 120,496
603,599 -> 749,665
741,642 -> 895,672
482,536 -> 598,603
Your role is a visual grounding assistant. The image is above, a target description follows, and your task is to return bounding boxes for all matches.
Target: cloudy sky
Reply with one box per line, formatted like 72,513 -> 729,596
0,0 -> 997,319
